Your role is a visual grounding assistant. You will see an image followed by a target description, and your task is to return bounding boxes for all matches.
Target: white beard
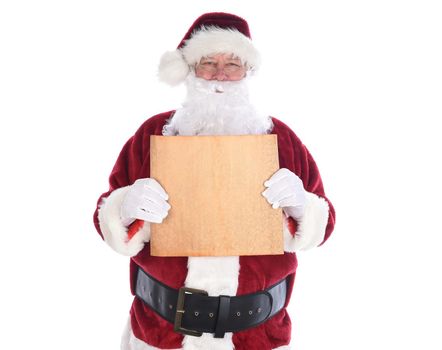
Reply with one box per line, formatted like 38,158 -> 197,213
162,74 -> 273,136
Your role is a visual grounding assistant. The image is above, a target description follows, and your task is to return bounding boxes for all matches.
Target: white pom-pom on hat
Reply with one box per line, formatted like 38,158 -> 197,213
158,50 -> 190,86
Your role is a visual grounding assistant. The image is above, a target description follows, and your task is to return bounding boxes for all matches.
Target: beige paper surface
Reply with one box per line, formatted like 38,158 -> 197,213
150,134 -> 283,257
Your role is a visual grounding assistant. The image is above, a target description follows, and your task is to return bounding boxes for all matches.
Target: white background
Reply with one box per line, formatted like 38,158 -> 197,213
1,1 -> 441,349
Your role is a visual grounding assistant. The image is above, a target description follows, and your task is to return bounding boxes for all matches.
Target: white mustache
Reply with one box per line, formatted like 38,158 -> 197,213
191,77 -> 244,97
214,85 -> 224,93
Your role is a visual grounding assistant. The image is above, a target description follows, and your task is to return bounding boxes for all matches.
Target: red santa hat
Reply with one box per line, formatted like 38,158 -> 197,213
158,12 -> 261,85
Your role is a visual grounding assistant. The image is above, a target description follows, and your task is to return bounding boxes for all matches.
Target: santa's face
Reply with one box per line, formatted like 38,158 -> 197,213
194,53 -> 247,81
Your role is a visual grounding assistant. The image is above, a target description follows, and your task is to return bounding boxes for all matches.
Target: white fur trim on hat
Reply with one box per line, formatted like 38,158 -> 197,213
283,191 -> 330,252
98,186 -> 150,257
182,27 -> 260,68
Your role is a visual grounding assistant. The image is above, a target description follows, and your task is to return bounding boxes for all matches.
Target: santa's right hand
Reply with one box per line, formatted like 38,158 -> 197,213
120,178 -> 171,226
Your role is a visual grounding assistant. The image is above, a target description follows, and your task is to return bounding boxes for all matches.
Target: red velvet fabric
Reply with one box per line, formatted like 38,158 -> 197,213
93,111 -> 335,349
177,12 -> 252,49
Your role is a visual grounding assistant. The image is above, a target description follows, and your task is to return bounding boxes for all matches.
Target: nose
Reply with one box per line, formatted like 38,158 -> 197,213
213,68 -> 228,81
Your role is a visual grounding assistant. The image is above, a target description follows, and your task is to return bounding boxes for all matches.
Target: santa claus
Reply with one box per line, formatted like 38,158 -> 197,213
94,12 -> 335,350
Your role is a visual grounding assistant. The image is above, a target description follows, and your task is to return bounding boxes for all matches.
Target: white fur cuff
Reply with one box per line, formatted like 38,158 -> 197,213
283,192 -> 329,252
98,186 -> 150,257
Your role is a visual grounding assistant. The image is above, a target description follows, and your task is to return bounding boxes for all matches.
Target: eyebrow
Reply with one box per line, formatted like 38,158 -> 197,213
202,55 -> 242,61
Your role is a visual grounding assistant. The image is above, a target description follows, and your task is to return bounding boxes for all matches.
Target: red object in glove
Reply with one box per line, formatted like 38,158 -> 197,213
287,216 -> 298,236
127,219 -> 145,240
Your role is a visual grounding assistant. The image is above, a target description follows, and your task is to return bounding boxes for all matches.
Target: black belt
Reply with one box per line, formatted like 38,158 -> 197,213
135,267 -> 288,338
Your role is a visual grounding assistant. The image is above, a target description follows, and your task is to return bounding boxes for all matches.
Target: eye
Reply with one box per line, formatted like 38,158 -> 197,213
226,62 -> 241,67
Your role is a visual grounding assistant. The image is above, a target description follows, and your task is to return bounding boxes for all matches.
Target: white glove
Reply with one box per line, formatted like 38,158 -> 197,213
120,178 -> 171,226
262,168 -> 307,220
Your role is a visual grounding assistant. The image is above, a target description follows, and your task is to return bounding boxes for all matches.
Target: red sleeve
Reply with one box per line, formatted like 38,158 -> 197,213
92,134 -> 144,238
92,112 -> 173,239
273,117 -> 336,244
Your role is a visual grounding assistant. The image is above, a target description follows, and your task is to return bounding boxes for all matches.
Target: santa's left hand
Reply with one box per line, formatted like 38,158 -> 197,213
262,168 -> 307,220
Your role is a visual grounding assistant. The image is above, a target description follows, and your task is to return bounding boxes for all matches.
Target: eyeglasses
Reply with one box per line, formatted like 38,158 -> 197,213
195,59 -> 246,76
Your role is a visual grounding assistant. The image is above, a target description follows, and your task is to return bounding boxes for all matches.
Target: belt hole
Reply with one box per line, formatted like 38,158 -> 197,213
248,310 -> 253,315
194,311 -> 199,317
209,312 -> 214,318
236,311 -> 241,317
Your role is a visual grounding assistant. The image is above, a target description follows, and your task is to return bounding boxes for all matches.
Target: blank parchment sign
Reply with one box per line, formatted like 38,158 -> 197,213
150,134 -> 283,257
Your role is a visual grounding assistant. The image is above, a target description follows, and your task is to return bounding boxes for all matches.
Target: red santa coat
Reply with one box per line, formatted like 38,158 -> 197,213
94,111 -> 335,350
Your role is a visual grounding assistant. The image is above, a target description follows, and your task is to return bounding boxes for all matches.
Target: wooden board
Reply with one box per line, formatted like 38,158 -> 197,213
150,134 -> 283,256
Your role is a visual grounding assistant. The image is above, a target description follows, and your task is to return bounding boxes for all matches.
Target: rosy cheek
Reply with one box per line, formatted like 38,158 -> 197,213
228,75 -> 243,81
228,72 -> 246,81
195,69 -> 213,80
